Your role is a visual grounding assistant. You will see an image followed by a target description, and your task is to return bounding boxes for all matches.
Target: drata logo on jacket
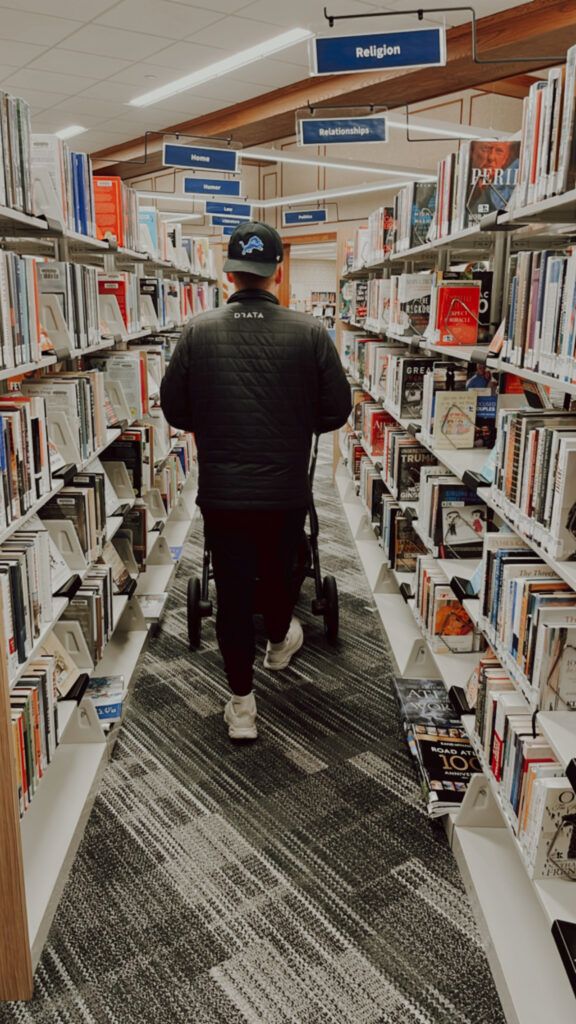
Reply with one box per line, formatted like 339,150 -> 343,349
240,236 -> 264,256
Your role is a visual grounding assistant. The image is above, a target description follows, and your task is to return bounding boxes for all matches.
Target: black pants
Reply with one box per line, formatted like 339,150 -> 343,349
201,507 -> 307,696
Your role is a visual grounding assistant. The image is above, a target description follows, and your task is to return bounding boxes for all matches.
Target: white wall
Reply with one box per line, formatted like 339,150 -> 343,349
290,259 -> 336,305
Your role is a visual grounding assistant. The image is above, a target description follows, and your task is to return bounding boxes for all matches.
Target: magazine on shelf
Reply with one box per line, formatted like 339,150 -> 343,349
392,676 -> 482,817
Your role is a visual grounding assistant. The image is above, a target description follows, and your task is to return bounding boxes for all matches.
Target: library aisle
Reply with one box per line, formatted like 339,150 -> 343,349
0,440 -> 505,1024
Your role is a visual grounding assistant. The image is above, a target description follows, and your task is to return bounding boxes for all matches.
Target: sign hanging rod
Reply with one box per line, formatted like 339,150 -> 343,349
322,6 -> 564,63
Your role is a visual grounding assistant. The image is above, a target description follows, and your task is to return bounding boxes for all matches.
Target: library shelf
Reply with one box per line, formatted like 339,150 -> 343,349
0,355 -> 58,381
451,820 -> 576,1024
416,431 -> 491,481
0,479 -> 65,545
478,487 -> 576,593
536,712 -> 576,769
487,357 -> 576,398
503,188 -> 576,226
135,563 -> 177,598
0,206 -> 48,234
19,719 -> 107,966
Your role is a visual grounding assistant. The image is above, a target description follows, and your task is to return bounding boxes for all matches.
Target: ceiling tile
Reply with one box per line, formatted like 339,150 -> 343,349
0,7 -> 83,46
45,95 -> 128,119
0,0 -> 119,17
96,1 -> 222,38
58,24 -> 176,62
28,50 -> 132,80
0,40 -> 46,67
1,68 -> 100,95
9,88 -> 70,111
183,14 -> 299,49
169,0 -> 257,12
134,41 -> 229,71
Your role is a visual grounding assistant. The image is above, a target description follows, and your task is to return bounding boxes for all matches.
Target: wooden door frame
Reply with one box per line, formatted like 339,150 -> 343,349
279,231 -> 338,309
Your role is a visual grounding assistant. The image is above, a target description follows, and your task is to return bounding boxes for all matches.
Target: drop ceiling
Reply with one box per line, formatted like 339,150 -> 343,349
0,0 -> 542,157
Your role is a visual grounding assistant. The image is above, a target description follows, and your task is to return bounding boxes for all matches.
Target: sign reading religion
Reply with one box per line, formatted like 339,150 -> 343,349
312,28 -> 446,75
299,117 -> 387,146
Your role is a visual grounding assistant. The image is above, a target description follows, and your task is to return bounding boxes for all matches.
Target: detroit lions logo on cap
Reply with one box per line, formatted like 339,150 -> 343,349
240,235 -> 264,256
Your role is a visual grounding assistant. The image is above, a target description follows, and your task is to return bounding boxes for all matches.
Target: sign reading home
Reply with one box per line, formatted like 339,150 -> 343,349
312,28 -> 446,74
299,117 -> 387,146
184,178 -> 241,196
283,210 -> 327,226
163,143 -> 238,173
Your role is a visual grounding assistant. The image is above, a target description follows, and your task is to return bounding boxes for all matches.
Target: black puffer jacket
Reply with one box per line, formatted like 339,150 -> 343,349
160,289 -> 351,508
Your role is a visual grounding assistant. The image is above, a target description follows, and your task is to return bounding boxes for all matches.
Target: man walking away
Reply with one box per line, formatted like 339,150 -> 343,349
160,221 -> 351,740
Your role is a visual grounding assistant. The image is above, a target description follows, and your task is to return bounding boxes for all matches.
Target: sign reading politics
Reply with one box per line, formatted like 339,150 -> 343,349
206,201 -> 252,217
283,210 -> 327,226
312,28 -> 445,75
184,177 -> 241,196
211,214 -> 250,226
163,143 -> 239,173
299,116 -> 386,146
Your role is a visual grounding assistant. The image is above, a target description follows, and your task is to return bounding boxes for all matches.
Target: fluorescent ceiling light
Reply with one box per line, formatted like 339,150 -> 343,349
256,180 -> 416,209
55,125 -> 87,140
128,27 -> 314,107
244,147 -> 435,181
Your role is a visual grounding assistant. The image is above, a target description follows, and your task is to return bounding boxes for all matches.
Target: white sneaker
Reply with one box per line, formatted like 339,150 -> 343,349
223,692 -> 258,740
263,617 -> 303,670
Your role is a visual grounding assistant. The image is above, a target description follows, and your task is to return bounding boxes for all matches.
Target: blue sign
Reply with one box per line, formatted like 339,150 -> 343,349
163,143 -> 238,172
206,201 -> 251,217
313,28 -> 445,75
283,210 -> 327,226
221,226 -> 236,236
299,116 -> 386,145
184,177 -> 241,196
211,214 -> 250,226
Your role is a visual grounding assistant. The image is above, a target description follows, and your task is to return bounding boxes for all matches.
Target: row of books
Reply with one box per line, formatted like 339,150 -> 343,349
478,532 -> 576,710
23,370 -> 108,467
473,653 -> 575,879
0,252 -> 42,370
491,408 -> 576,560
364,205 -> 394,266
10,655 -> 59,817
417,465 -> 490,559
0,394 -> 52,529
339,278 -> 367,324
501,248 -> 576,379
38,261 -> 100,354
414,555 -> 480,653
420,360 -> 500,451
0,93 -> 33,215
1,525 -> 53,682
511,47 -> 576,210
93,175 -> 140,251
32,134 -> 96,236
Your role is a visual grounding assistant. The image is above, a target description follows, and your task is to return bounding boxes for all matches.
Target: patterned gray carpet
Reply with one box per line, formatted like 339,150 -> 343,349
0,440 -> 506,1024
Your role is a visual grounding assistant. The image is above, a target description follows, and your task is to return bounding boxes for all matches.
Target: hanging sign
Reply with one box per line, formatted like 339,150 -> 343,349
163,143 -> 238,172
184,177 -> 241,196
221,225 -> 236,235
312,28 -> 446,75
206,201 -> 252,217
283,210 -> 327,226
299,116 -> 387,146
211,214 -> 250,226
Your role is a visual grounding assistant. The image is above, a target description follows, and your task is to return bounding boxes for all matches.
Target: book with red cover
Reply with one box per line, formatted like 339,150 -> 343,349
93,176 -> 125,245
435,282 -> 481,346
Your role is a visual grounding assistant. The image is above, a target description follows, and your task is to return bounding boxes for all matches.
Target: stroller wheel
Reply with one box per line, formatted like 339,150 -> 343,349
322,575 -> 339,645
187,577 -> 202,649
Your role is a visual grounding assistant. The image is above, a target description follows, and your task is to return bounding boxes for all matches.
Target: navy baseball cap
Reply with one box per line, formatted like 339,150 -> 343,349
223,220 -> 284,276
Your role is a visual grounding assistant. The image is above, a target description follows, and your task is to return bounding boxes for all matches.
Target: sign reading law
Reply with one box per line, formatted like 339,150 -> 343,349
299,117 -> 386,146
313,28 -> 446,75
206,201 -> 251,217
163,143 -> 239,173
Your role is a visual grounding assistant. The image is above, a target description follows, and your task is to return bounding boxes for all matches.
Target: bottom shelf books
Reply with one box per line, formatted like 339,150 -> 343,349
392,676 -> 482,817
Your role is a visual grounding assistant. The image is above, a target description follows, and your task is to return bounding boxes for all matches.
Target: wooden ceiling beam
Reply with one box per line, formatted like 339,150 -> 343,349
476,73 -> 543,99
92,0 -> 576,178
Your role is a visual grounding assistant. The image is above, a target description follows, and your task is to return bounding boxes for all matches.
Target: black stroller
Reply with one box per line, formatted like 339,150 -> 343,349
186,435 -> 339,648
